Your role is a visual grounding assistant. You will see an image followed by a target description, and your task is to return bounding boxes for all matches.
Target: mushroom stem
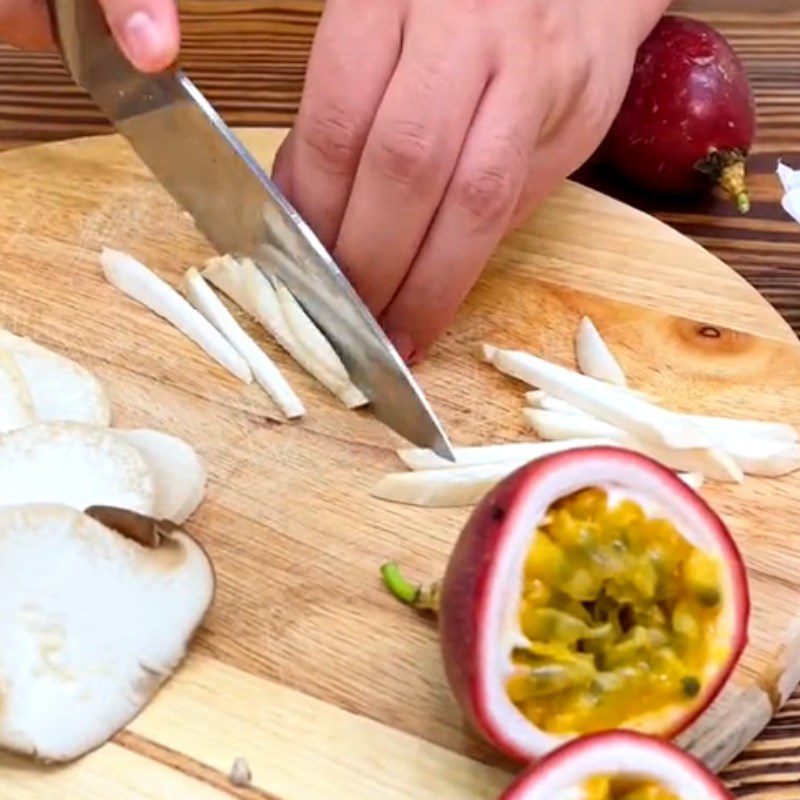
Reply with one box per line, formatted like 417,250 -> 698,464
380,562 -> 441,613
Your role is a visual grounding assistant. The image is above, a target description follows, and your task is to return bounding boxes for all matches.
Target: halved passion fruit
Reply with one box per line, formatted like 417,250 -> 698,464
499,730 -> 733,799
385,446 -> 749,762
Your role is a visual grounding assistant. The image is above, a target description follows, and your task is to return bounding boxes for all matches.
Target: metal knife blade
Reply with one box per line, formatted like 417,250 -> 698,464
46,0 -> 454,460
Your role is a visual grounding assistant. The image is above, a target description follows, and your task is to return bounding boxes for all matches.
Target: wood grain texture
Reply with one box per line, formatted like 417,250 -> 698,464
0,128 -> 799,797
2,1 -> 799,338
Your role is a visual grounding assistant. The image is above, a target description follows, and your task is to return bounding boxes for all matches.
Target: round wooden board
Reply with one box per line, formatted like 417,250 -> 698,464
1,128 -> 799,799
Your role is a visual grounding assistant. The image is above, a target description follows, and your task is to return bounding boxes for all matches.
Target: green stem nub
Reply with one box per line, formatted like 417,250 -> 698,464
695,148 -> 751,214
380,562 -> 440,614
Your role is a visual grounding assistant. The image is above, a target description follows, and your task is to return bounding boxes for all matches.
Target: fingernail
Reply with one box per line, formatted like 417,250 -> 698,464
385,328 -> 416,365
120,11 -> 171,71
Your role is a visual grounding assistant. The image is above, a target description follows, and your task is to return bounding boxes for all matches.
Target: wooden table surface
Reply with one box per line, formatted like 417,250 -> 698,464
0,1 -> 799,796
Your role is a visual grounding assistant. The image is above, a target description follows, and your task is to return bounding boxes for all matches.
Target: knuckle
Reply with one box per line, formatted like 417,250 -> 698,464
455,141 -> 525,225
300,106 -> 363,174
371,121 -> 439,186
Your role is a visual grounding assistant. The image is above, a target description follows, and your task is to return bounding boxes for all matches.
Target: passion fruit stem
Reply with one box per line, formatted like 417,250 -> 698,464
380,562 -> 441,614
694,148 -> 751,214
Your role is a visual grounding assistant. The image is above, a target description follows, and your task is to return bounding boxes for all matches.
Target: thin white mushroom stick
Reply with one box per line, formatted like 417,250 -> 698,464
686,413 -> 798,443
480,343 -> 715,451
100,247 -> 252,384
718,435 -> 800,478
0,350 -> 36,432
522,406 -> 799,478
271,273 -> 369,409
371,459 -> 534,507
182,268 -> 305,419
526,389 -> 797,443
373,454 -> 706,508
203,254 -> 368,409
397,438 -> 619,470
525,390 -> 653,413
574,315 -> 628,386
522,408 -> 742,482
524,407 -> 620,440
679,472 -> 705,490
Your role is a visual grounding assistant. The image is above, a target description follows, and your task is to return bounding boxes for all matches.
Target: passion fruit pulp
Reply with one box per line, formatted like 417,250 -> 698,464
499,730 -> 733,799
384,447 -> 750,763
583,775 -> 678,800
508,486 -> 725,736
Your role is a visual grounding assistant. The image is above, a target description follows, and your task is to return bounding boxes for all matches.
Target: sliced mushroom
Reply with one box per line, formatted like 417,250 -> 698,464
0,503 -> 214,762
115,429 -> 207,524
0,421 -> 155,515
0,329 -> 111,425
0,349 -> 36,432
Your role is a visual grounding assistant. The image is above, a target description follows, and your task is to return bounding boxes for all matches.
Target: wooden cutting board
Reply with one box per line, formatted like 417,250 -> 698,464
0,127 -> 799,799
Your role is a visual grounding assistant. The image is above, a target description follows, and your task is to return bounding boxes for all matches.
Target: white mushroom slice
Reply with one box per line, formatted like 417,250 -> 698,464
0,349 -> 36,432
678,472 -> 705,490
523,408 -> 796,479
0,503 -> 214,762
115,430 -> 207,523
719,435 -> 800,478
272,274 -> 368,408
480,344 -> 714,451
371,459 -> 534,507
182,267 -> 304,419
99,248 -> 252,384
397,438 -> 617,471
0,422 -> 155,515
777,160 -> 800,225
686,414 -> 798,444
525,392 -> 589,415
524,408 -> 620,440
0,330 -> 110,425
525,390 -> 655,413
373,455 -> 706,508
574,316 -> 627,386
521,408 -> 742,483
525,390 -> 797,444
202,255 -> 367,408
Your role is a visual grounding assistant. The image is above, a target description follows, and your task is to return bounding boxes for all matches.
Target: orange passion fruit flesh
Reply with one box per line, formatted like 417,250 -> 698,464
506,487 -> 732,736
582,775 -> 678,800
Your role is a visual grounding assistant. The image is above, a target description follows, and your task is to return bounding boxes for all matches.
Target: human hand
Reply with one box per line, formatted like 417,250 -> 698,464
0,0 -> 179,72
273,0 -> 672,364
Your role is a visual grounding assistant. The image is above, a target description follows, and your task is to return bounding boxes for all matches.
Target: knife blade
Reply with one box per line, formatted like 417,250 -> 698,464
46,0 -> 454,460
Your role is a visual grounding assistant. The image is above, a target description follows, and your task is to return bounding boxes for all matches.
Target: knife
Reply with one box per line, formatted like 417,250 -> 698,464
45,0 -> 455,461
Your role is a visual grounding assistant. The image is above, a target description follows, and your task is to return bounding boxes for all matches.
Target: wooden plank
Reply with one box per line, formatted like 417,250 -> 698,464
129,655 -> 512,800
0,742 -> 238,799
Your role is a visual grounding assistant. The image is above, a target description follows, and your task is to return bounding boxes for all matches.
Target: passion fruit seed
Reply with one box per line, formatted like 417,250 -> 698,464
583,775 -> 679,800
510,487 -> 724,735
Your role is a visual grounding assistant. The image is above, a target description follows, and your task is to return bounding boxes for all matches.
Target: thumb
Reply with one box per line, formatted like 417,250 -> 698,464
98,0 -> 180,73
